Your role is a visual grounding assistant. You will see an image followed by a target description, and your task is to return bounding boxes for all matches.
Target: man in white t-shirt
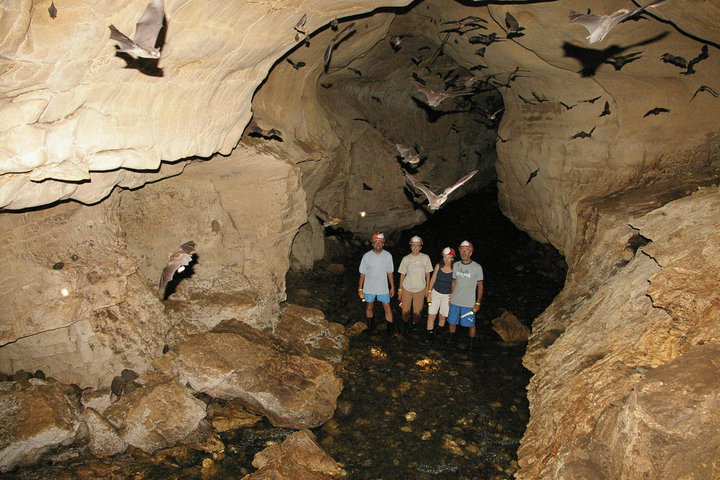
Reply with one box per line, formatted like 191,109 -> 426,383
398,235 -> 433,336
358,232 -> 395,334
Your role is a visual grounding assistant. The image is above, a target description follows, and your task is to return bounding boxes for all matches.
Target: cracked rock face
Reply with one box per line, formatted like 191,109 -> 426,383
1,0 -> 719,477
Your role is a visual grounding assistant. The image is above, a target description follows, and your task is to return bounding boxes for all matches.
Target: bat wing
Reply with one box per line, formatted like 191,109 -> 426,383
413,81 -> 434,102
404,172 -> 438,205
569,11 -> 604,35
179,240 -> 196,254
505,12 -> 519,31
395,143 -> 412,159
109,25 -> 138,51
294,13 -> 307,31
315,206 -> 330,221
442,169 -> 478,197
159,252 -> 192,291
134,0 -> 164,51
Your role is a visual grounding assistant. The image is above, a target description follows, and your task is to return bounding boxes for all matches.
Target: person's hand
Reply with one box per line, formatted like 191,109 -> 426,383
358,289 -> 364,300
426,292 -> 432,302
472,303 -> 480,313
397,291 -> 403,302
389,287 -> 395,298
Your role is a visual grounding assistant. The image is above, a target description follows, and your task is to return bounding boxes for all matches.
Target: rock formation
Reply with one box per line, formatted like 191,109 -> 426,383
1,0 -> 719,477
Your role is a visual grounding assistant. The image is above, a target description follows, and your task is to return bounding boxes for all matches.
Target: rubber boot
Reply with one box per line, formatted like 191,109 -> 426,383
469,336 -> 477,351
402,321 -> 410,337
425,328 -> 435,343
447,332 -> 457,346
385,321 -> 395,336
365,317 -> 375,334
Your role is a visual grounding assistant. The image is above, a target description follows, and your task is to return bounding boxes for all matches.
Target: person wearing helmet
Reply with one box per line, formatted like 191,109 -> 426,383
425,247 -> 455,341
358,232 -> 396,334
397,235 -> 433,336
447,240 -> 484,350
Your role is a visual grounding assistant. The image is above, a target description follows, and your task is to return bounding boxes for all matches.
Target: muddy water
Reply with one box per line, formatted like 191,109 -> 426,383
285,184 -> 567,479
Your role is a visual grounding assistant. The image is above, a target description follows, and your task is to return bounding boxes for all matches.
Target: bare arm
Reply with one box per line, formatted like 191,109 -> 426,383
398,273 -> 406,300
358,273 -> 365,299
424,272 -> 431,296
472,280 -> 484,312
387,272 -> 395,298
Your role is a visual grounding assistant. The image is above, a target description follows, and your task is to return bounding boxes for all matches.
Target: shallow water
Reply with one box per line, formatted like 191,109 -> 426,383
287,184 -> 566,479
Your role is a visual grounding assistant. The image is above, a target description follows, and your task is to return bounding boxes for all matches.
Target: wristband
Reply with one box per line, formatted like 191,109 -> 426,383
358,289 -> 363,292
398,289 -> 403,292
474,302 -> 480,305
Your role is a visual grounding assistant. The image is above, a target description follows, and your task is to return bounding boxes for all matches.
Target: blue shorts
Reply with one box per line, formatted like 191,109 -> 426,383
365,293 -> 391,303
448,304 -> 475,327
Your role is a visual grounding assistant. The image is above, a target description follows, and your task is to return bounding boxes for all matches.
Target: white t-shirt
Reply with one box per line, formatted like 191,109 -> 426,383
398,253 -> 433,293
359,249 -> 394,294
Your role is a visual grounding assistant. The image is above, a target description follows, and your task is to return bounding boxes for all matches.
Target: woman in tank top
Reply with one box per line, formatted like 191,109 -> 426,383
425,247 -> 455,339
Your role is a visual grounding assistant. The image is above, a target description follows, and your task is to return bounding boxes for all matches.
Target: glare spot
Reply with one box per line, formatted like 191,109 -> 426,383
359,211 -> 366,217
369,347 -> 387,359
60,288 -> 69,297
415,357 -> 439,372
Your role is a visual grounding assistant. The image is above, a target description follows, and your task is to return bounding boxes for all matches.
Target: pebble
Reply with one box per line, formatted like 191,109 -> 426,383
404,411 -> 417,422
421,431 -> 432,440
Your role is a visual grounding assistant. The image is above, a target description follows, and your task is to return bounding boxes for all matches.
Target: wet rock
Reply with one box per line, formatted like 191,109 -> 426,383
274,304 -> 349,365
0,379 -> 82,471
245,429 -> 345,479
157,319 -> 342,429
177,419 -> 225,454
208,401 -> 262,433
103,372 -> 207,454
83,407 -> 127,458
491,311 -> 530,342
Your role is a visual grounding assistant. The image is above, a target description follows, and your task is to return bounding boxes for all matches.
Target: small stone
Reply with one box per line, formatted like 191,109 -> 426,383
52,262 -> 64,270
421,431 -> 432,440
404,411 -> 417,422
400,425 -> 413,433
488,401 -> 502,408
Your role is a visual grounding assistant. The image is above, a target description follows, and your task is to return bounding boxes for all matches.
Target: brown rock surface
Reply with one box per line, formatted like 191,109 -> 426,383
491,311 -> 530,342
103,372 -> 207,454
244,429 -> 344,480
0,379 -> 82,472
274,304 -> 348,365
157,320 -> 342,429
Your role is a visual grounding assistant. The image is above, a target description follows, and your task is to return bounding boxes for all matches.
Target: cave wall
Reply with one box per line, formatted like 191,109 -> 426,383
1,0 -> 720,477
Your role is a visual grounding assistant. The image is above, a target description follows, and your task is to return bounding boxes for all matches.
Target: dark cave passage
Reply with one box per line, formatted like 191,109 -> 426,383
285,183 -> 567,479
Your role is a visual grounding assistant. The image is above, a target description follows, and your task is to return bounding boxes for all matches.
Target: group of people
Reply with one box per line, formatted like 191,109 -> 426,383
358,232 -> 484,348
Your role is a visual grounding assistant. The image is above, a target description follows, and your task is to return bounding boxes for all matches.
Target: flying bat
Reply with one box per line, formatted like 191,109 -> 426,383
683,45 -> 709,75
580,95 -> 602,104
286,58 -> 306,69
599,101 -> 611,117
48,1 -> 57,19
315,207 -> 343,228
505,12 -> 525,38
246,123 -> 282,140
404,170 -> 478,210
396,144 -> 422,165
569,126 -> 596,139
390,35 -> 403,51
643,107 -> 669,117
660,52 -> 687,69
294,13 -> 308,43
525,168 -> 539,185
159,241 -> 195,297
560,101 -> 577,110
323,22 -> 355,72
604,51 -> 643,70
108,0 -> 165,59
690,85 -> 718,101
413,81 -> 467,107
569,0 -> 671,44
468,33 -> 502,46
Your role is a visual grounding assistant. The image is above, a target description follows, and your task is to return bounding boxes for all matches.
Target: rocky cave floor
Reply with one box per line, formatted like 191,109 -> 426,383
284,184 -> 567,480
2,185 -> 566,480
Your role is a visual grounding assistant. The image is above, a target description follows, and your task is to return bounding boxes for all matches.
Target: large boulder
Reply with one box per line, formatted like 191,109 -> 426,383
102,372 -> 207,454
273,304 -> 348,365
156,319 -> 343,429
0,379 -> 82,472
243,429 -> 345,480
